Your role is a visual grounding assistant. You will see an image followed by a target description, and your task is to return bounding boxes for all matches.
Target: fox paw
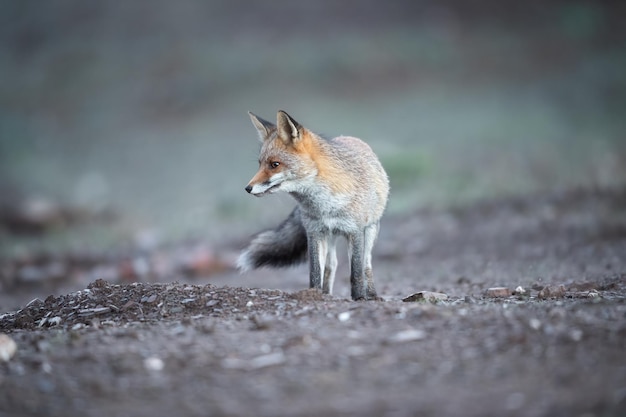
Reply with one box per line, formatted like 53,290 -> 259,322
352,293 -> 384,302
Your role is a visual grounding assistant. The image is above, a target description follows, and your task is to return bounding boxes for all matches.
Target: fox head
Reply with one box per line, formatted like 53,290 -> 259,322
244,110 -> 318,196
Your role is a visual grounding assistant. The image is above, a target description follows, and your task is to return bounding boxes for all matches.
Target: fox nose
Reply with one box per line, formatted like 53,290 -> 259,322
245,185 -> 253,193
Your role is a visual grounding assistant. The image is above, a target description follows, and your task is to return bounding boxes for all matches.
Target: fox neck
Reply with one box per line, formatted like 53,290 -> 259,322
289,183 -> 349,219
280,134 -> 349,214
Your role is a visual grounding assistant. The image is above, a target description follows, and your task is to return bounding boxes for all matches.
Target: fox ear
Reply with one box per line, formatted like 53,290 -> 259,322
248,112 -> 275,142
276,110 -> 302,145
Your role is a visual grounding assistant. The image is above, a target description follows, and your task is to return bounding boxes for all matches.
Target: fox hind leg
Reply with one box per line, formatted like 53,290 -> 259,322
348,231 -> 366,300
322,235 -> 338,295
363,223 -> 380,300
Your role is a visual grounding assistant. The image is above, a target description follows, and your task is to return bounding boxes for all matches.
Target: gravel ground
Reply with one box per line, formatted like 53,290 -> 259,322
1,188 -> 625,417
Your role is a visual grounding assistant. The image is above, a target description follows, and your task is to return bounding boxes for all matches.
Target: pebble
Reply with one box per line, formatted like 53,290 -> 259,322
513,286 -> 526,295
0,334 -> 17,362
48,317 -> 62,326
485,287 -> 512,298
141,294 -> 158,304
249,352 -> 286,369
144,356 -> 165,371
569,329 -> 583,342
529,318 -> 542,330
386,329 -> 426,344
78,307 -> 111,317
38,316 -> 62,327
338,312 -> 351,322
402,291 -> 448,303
538,285 -> 566,299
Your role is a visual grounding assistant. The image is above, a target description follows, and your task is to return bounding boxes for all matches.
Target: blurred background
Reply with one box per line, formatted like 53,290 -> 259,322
0,1 -> 625,271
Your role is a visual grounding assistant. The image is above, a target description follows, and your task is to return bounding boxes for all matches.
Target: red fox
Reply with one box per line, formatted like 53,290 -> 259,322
237,110 -> 389,300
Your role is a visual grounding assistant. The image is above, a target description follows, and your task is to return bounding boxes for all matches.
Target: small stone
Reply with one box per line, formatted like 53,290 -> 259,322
206,299 -> 220,307
48,317 -> 61,326
141,294 -> 158,304
538,285 -> 566,299
246,301 -> 253,308
0,334 -> 17,362
529,318 -> 542,330
587,290 -> 600,298
386,329 -> 426,344
513,286 -> 526,295
249,352 -> 286,369
144,356 -> 164,371
485,287 -> 512,298
569,329 -> 583,342
78,307 -> 111,316
338,311 -> 351,322
403,291 -> 448,303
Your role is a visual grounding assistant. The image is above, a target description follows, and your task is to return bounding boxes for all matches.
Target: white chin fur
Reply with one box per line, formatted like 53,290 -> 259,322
251,182 -> 281,196
250,184 -> 269,195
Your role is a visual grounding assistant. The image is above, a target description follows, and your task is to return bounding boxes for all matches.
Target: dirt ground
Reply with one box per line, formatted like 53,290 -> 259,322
1,187 -> 625,417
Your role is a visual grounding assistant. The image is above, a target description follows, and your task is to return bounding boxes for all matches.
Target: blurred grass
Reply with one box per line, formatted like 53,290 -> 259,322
1,1 -> 625,254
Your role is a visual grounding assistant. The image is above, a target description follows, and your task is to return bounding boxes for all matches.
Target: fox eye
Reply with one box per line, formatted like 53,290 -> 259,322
269,161 -> 280,169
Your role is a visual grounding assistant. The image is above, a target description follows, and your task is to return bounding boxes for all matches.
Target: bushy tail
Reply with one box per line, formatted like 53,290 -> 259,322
237,207 -> 308,271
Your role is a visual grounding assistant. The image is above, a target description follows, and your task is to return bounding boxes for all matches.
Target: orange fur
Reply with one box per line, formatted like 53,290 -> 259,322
295,130 -> 357,195
249,167 -> 272,186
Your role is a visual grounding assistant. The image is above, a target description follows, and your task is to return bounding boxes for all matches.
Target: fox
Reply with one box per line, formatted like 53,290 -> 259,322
237,110 -> 389,300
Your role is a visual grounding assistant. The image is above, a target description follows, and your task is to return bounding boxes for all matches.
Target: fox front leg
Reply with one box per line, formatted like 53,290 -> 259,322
322,235 -> 338,295
307,233 -> 327,291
